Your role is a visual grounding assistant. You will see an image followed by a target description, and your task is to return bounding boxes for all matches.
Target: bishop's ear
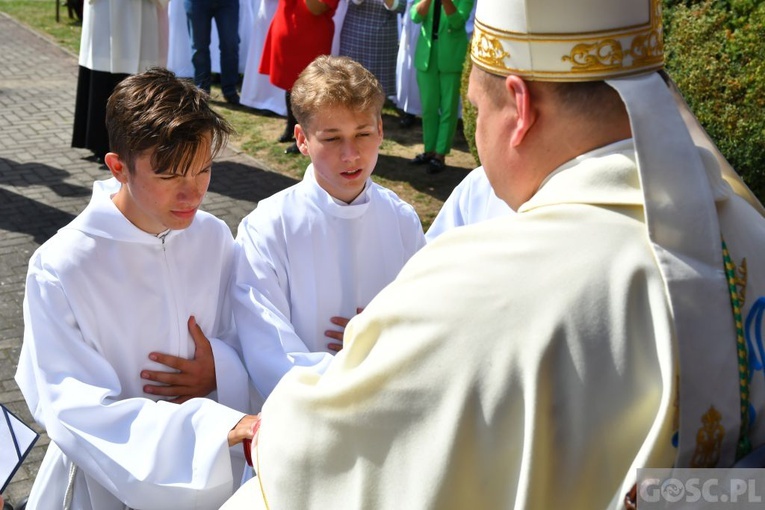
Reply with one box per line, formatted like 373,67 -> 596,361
507,75 -> 536,148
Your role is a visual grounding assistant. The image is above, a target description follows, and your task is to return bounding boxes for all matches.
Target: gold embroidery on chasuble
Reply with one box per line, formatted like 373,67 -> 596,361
736,258 -> 748,305
691,406 -> 724,468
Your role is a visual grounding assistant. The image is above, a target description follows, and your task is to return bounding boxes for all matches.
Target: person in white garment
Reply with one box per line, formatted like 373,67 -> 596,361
72,0 -> 169,162
424,165 -> 511,241
394,0 -> 421,126
238,0 -> 286,115
220,0 -> 765,508
231,55 -> 426,399
16,68 -> 259,510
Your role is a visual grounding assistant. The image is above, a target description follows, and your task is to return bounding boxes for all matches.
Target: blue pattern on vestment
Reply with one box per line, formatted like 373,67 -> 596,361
744,296 -> 765,424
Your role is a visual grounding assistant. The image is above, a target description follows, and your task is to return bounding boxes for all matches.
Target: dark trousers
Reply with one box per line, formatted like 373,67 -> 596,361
184,0 -> 240,97
71,66 -> 129,160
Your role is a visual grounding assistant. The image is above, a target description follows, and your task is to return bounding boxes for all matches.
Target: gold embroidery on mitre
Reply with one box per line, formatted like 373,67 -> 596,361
562,39 -> 624,71
691,406 -> 724,468
561,30 -> 663,72
630,29 -> 663,66
471,31 -> 510,72
470,0 -> 664,79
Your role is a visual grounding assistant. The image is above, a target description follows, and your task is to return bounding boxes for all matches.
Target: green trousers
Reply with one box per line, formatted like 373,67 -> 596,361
416,40 -> 462,156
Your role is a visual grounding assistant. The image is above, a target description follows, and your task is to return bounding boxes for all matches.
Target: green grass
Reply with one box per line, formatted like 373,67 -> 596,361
0,0 -> 82,53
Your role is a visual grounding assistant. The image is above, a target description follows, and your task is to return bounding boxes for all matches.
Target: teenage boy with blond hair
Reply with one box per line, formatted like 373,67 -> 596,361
232,55 -> 426,399
16,67 -> 258,510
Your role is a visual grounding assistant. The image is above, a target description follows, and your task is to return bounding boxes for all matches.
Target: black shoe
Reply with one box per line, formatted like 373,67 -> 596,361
65,0 -> 83,20
224,93 -> 240,105
410,152 -> 433,165
284,142 -> 300,154
427,158 -> 446,174
399,113 -> 416,128
278,126 -> 295,143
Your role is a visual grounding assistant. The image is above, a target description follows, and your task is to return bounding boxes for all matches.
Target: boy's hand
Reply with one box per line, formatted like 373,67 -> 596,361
325,307 -> 363,352
141,316 -> 217,403
228,414 -> 261,447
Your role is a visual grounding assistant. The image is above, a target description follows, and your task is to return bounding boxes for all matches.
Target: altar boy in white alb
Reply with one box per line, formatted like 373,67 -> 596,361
425,165 -> 512,242
232,55 -> 426,399
16,68 -> 259,510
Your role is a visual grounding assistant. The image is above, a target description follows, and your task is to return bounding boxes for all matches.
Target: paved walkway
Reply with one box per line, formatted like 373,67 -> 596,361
0,13 -> 297,507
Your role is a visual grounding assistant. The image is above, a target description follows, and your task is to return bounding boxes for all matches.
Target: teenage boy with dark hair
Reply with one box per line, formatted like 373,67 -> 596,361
16,67 -> 258,510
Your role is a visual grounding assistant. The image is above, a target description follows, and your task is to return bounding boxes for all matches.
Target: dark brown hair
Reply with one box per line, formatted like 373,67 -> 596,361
291,55 -> 385,129
542,80 -> 627,120
106,67 -> 232,174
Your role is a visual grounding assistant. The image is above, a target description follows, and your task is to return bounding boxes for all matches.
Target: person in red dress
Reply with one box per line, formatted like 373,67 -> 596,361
260,0 -> 339,154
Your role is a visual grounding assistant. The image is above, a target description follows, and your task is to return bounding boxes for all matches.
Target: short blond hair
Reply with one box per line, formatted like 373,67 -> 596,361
291,56 -> 385,129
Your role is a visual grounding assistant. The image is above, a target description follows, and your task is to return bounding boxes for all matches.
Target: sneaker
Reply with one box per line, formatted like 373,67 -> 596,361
224,93 -> 240,106
284,142 -> 300,155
